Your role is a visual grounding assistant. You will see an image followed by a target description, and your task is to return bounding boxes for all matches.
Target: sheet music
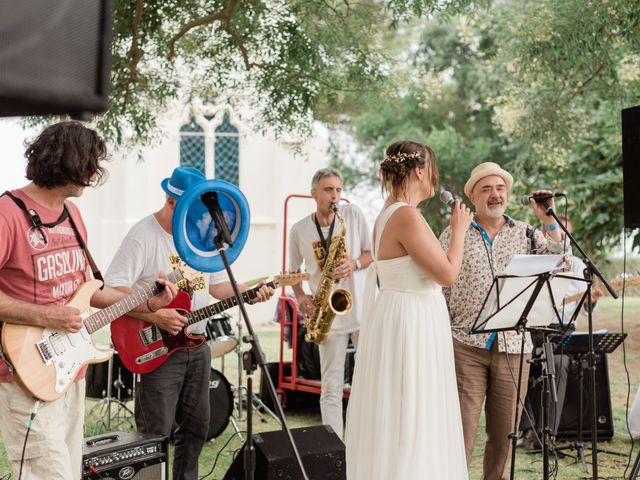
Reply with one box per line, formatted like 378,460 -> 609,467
502,254 -> 565,276
476,274 -> 574,331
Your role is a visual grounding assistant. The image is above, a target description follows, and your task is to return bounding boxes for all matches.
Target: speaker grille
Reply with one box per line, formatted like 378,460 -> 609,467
557,353 -> 614,440
623,105 -> 640,228
0,0 -> 112,115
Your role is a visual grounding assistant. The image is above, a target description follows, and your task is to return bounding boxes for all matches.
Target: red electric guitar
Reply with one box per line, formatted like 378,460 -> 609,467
112,272 -> 309,374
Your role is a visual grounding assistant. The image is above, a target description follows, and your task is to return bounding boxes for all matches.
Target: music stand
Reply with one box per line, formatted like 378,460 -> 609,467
537,202 -> 619,480
552,332 -> 627,470
471,256 -> 575,480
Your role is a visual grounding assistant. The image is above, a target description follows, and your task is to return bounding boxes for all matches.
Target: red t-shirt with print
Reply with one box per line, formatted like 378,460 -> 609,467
0,189 -> 89,382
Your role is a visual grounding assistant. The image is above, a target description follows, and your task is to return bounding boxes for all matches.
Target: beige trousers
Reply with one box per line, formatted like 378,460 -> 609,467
0,380 -> 85,480
453,339 -> 530,480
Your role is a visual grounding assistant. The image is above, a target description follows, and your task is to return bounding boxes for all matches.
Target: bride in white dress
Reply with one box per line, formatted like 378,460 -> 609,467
345,140 -> 472,479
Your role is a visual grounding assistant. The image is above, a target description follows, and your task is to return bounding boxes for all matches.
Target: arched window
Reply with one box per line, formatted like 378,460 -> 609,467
214,112 -> 239,186
179,118 -> 205,173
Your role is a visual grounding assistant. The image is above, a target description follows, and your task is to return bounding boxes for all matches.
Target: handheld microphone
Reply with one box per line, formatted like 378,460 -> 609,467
440,190 -> 477,228
519,192 -> 565,206
439,190 -> 456,207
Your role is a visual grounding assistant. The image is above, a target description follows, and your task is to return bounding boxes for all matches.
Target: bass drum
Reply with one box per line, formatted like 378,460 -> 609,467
207,368 -> 233,440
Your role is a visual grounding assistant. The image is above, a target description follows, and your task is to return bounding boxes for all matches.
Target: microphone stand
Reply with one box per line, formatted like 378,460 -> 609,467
541,201 -> 618,480
200,192 -> 309,480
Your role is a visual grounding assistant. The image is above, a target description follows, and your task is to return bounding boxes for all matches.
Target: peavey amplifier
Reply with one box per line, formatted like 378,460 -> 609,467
82,431 -> 168,480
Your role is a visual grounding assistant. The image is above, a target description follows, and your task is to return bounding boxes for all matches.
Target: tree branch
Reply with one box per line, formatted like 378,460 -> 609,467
570,62 -> 605,100
167,0 -> 241,60
122,0 -> 145,112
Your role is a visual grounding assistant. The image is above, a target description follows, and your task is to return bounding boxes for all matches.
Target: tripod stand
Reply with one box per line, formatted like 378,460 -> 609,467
85,352 -> 135,435
553,333 -> 627,472
197,187 -> 309,479
219,318 -> 282,441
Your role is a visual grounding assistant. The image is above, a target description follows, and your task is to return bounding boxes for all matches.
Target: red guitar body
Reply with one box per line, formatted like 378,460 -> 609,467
111,291 -> 205,374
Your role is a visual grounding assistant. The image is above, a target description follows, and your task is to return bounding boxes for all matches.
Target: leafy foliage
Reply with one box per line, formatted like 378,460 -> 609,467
336,1 -> 640,257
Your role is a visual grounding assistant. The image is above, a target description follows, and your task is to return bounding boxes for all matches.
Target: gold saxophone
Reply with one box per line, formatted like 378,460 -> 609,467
304,203 -> 353,344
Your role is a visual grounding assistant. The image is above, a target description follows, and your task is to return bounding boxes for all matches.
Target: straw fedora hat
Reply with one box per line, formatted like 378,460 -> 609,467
464,162 -> 513,198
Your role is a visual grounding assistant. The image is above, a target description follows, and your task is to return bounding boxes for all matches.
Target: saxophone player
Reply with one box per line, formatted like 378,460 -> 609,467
289,167 -> 372,438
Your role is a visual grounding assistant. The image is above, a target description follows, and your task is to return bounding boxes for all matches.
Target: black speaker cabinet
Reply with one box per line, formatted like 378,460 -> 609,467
623,105 -> 640,229
223,425 -> 346,480
82,431 -> 168,480
0,0 -> 113,117
556,353 -> 614,441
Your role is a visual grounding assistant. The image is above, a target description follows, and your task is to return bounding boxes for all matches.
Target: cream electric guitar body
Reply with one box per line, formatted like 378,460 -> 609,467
1,270 -> 183,402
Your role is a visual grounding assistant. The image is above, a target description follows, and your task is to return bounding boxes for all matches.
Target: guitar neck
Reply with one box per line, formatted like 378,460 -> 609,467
185,281 -> 277,327
84,270 -> 182,334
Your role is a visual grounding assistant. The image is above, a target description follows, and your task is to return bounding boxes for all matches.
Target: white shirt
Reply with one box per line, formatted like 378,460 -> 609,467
289,203 -> 371,333
560,256 -> 589,329
105,214 -> 228,334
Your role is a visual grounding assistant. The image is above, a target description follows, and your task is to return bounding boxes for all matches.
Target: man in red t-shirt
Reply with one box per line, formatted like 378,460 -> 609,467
0,121 -> 177,480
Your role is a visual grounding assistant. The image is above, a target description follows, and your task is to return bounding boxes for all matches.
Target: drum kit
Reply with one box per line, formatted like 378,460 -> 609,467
85,312 -> 280,440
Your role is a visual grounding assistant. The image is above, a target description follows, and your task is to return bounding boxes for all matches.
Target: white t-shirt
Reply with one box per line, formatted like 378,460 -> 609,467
560,256 -> 589,329
105,214 -> 228,334
288,203 -> 372,333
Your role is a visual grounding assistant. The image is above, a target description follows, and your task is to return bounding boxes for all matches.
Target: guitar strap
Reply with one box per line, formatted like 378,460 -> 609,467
2,191 -> 104,286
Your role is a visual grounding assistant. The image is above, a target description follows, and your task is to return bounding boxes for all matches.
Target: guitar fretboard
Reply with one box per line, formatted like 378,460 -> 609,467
84,270 -> 183,334
185,281 -> 277,327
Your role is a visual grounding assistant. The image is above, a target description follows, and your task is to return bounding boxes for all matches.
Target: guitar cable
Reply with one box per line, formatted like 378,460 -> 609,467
198,430 -> 247,479
17,400 -> 40,480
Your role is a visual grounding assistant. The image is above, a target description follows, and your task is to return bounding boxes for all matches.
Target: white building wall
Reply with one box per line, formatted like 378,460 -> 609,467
73,108 -> 329,324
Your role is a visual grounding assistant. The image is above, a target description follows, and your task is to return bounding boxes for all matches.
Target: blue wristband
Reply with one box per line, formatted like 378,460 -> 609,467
544,222 -> 559,231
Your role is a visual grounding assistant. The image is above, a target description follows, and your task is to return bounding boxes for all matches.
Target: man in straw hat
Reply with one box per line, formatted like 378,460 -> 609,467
439,162 -> 568,479
105,166 -> 273,480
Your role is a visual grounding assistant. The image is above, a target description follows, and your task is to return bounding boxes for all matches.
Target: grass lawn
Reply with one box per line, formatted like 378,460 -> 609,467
0,297 -> 638,479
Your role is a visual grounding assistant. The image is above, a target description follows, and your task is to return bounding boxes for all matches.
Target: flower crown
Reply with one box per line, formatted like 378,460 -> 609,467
381,151 -> 422,166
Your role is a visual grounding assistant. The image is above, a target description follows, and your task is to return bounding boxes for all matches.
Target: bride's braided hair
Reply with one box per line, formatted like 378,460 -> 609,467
380,140 -> 439,196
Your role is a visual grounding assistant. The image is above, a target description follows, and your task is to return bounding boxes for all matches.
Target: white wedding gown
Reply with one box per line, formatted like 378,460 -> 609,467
345,202 -> 468,479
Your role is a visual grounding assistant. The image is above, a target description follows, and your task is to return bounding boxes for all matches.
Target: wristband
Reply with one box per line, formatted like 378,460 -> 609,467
354,258 -> 362,271
147,298 -> 157,313
544,222 -> 559,231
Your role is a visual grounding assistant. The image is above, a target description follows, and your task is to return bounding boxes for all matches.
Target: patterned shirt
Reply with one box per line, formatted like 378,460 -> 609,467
439,216 -> 569,354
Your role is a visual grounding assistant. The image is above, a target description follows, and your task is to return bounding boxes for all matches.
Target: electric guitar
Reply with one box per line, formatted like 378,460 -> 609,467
562,273 -> 640,304
0,269 -> 184,402
112,272 -> 310,374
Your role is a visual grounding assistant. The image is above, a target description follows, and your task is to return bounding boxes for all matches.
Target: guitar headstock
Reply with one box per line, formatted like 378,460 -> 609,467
273,271 -> 310,287
610,273 -> 640,290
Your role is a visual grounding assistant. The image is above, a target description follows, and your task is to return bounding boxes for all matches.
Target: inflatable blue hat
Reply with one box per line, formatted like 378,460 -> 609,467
172,179 -> 250,272
161,166 -> 206,199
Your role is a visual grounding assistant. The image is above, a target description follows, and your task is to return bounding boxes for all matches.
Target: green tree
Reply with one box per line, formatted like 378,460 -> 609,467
337,0 -> 640,257
335,15 -> 516,234
25,0 -> 481,147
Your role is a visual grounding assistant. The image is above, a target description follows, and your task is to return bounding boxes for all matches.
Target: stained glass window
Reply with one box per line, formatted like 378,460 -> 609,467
214,113 -> 239,186
179,119 -> 205,173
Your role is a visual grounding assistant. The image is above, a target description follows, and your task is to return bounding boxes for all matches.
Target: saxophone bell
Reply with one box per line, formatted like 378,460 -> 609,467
329,288 -> 352,315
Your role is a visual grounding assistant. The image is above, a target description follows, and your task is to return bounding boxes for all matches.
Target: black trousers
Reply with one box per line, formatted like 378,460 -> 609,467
135,343 -> 211,480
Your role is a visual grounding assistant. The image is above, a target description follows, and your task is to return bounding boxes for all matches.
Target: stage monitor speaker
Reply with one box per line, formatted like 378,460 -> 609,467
82,431 -> 168,480
0,0 -> 113,118
223,425 -> 346,480
556,352 -> 614,441
623,105 -> 640,229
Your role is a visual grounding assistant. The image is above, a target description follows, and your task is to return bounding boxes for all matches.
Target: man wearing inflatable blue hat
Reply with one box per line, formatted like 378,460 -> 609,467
438,162 -> 570,479
288,167 -> 373,439
105,166 -> 274,480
